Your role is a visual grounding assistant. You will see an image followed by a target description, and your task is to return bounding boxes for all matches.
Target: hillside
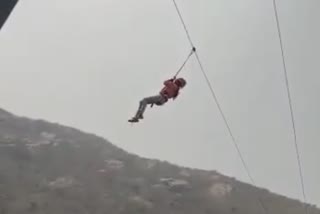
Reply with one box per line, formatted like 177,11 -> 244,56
0,108 -> 318,214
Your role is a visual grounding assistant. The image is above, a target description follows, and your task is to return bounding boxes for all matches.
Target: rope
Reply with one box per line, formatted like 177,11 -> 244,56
272,1 -> 308,213
174,47 -> 196,78
171,0 -> 268,213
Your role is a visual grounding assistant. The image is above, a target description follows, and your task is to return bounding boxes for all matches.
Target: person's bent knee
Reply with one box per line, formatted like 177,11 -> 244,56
140,98 -> 147,105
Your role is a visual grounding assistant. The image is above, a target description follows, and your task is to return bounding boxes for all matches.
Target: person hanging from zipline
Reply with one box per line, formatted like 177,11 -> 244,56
128,47 -> 196,123
128,77 -> 187,123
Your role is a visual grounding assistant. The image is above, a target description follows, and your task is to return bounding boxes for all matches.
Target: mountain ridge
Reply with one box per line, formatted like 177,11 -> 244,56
0,107 -> 318,214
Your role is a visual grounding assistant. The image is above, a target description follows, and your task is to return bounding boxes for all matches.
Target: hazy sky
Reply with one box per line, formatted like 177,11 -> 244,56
0,0 -> 319,207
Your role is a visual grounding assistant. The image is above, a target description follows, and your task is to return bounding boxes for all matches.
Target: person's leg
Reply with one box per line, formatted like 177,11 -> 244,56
129,94 -> 167,122
135,95 -> 164,119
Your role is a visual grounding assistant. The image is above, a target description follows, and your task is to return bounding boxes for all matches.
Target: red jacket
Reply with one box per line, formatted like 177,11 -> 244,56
160,79 -> 179,99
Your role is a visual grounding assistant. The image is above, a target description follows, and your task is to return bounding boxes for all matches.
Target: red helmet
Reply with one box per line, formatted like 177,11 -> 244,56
174,78 -> 187,88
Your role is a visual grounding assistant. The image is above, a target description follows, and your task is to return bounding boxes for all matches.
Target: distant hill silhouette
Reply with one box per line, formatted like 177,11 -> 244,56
0,108 -> 318,214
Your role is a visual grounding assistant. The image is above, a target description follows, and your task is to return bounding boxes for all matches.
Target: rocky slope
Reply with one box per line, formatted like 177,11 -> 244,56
0,108 -> 318,214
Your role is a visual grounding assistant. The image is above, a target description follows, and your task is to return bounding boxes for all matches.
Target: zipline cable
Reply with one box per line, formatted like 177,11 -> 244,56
272,1 -> 308,213
172,0 -> 195,48
171,0 -> 268,213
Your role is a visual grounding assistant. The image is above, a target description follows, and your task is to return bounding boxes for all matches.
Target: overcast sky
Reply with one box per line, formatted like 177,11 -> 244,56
0,0 -> 319,207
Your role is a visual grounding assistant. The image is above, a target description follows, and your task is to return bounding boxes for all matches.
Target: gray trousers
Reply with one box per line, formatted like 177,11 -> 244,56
135,94 -> 168,118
